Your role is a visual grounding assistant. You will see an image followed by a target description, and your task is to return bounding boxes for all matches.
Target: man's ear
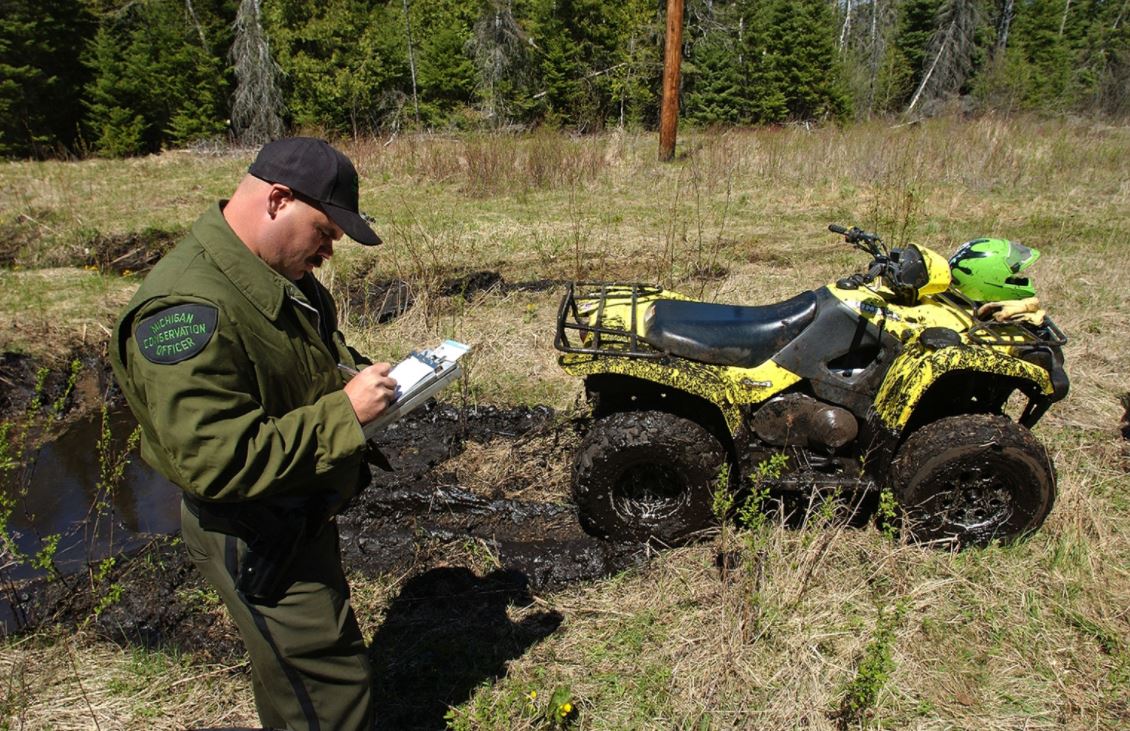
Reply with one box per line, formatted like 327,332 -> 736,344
266,184 -> 295,217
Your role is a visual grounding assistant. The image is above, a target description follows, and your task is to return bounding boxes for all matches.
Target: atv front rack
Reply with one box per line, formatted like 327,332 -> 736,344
554,282 -> 666,358
936,291 -> 1068,348
966,314 -> 1068,348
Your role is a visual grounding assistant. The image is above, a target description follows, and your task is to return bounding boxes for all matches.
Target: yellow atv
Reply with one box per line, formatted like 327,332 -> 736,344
554,225 -> 1069,548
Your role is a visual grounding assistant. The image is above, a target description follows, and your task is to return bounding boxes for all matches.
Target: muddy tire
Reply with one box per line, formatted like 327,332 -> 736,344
572,410 -> 725,544
890,414 -> 1055,548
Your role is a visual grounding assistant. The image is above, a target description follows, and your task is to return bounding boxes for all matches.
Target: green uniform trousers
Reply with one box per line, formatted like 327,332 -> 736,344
181,499 -> 373,731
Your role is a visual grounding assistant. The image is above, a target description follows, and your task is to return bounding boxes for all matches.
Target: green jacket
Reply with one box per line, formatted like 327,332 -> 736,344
111,203 -> 370,504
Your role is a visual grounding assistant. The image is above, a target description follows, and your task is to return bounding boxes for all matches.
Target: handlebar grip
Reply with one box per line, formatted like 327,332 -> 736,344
829,224 -> 849,235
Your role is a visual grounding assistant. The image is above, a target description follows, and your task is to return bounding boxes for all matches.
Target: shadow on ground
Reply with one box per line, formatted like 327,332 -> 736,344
369,566 -> 562,730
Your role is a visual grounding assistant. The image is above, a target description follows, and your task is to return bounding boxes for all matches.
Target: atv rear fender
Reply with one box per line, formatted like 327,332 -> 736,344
561,355 -> 747,435
561,353 -> 802,435
874,344 -> 1057,432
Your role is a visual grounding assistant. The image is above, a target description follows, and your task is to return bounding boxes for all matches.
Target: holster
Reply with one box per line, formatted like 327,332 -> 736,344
184,494 -> 317,605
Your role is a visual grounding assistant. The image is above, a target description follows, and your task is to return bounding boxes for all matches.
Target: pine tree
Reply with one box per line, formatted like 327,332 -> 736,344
606,0 -> 661,128
744,0 -> 849,122
683,2 -> 750,125
837,0 -> 901,118
881,0 -> 943,111
1008,0 -> 1075,110
0,0 -> 94,157
531,0 -> 650,130
906,0 -> 982,114
263,0 -> 407,135
83,0 -> 229,156
415,2 -> 478,127
778,0 -> 851,120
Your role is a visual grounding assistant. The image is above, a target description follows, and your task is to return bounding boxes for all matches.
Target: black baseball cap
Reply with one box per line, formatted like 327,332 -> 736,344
249,137 -> 382,246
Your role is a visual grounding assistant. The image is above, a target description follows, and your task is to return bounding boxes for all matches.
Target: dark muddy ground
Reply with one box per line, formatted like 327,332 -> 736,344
4,353 -> 650,726
343,267 -> 563,325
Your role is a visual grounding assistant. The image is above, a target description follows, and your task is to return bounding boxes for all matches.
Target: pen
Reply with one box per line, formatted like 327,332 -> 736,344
337,363 -> 359,378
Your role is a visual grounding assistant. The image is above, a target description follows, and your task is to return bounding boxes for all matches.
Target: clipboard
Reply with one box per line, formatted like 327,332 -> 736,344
352,339 -> 470,437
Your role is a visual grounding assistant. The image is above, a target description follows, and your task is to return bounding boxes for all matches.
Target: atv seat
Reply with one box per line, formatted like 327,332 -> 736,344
642,291 -> 818,368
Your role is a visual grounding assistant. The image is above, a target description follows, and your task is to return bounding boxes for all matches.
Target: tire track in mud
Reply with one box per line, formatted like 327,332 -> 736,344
340,403 -> 650,590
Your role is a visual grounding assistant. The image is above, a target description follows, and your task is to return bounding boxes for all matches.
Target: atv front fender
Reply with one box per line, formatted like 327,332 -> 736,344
874,344 -> 1054,430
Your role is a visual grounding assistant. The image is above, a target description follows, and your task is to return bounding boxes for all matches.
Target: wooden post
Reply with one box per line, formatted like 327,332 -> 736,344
658,0 -> 684,161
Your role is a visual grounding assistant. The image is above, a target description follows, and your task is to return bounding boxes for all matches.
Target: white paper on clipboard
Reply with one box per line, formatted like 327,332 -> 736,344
359,339 -> 471,437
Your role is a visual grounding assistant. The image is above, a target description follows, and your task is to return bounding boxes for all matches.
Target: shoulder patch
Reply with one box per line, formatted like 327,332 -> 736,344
135,304 -> 219,364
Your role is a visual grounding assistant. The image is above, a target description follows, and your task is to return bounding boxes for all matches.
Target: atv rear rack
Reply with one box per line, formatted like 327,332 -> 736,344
554,282 -> 667,358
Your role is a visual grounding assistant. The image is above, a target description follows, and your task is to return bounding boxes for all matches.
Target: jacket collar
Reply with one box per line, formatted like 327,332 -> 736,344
192,202 -> 312,320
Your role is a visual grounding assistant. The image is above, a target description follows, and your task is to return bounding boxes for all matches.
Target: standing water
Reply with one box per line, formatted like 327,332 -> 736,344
1,407 -> 180,584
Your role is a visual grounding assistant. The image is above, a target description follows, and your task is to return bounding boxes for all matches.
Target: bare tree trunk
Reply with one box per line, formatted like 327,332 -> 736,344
907,21 -> 954,114
906,0 -> 980,115
184,0 -> 208,50
996,0 -> 1015,54
230,0 -> 285,145
839,0 -> 853,51
402,0 -> 420,126
1059,0 -> 1072,37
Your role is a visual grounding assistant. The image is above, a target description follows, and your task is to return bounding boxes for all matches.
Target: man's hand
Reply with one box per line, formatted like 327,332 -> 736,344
343,363 -> 397,424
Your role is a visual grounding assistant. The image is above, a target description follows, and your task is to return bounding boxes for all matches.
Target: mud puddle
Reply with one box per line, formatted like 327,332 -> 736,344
0,409 -> 180,583
6,401 -> 648,665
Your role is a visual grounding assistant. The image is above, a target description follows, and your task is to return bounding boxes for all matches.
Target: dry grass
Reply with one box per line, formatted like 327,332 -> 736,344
0,269 -> 135,361
1,627 -> 257,730
446,425 -> 579,504
2,116 -> 1128,729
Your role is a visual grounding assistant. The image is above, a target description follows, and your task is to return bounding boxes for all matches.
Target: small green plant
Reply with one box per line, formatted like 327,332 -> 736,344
31,533 -> 61,580
543,686 -> 578,728
711,462 -> 741,583
0,421 -> 16,472
737,452 -> 788,535
80,406 -> 141,620
445,683 -> 578,730
836,600 -> 908,727
27,366 -> 50,413
51,358 -> 83,414
89,556 -> 124,619
517,686 -> 578,729
0,418 -> 34,577
710,461 -> 734,523
877,488 -> 899,542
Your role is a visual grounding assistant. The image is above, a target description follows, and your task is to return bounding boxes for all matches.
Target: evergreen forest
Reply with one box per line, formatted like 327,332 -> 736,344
2,0 -> 1128,159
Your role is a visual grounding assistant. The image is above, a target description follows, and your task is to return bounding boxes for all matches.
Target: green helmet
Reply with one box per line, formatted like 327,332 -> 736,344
948,238 -> 1040,302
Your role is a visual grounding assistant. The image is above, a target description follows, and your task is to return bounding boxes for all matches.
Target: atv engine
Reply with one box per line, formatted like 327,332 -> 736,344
749,393 -> 858,452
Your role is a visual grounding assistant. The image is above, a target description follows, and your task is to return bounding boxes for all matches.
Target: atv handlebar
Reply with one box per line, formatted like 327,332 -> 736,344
829,223 -> 890,287
828,224 -> 885,255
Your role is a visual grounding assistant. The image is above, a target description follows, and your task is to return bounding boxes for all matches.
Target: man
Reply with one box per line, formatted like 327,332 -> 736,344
111,137 -> 397,730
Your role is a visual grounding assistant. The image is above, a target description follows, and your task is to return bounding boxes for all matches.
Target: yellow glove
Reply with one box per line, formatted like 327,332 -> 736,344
977,297 -> 1046,326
